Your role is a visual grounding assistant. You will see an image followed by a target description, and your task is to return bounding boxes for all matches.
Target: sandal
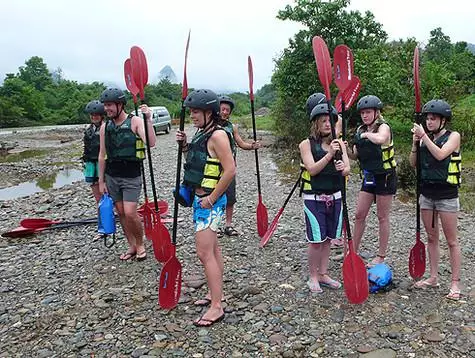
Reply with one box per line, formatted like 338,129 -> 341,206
414,279 -> 440,289
120,251 -> 136,261
217,228 -> 224,238
366,254 -> 385,268
193,313 -> 225,327
318,275 -> 342,290
307,279 -> 323,294
446,289 -> 462,301
136,250 -> 147,261
224,226 -> 239,236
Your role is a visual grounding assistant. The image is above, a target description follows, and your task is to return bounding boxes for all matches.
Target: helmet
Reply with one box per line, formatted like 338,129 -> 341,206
219,95 -> 235,111
306,92 -> 326,115
357,95 -> 383,112
100,87 -> 127,104
85,100 -> 105,115
422,99 -> 452,120
184,89 -> 220,116
310,103 -> 331,121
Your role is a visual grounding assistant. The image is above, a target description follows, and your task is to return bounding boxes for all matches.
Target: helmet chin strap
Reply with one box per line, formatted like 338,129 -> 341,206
200,110 -> 214,132
112,103 -> 124,120
427,116 -> 446,135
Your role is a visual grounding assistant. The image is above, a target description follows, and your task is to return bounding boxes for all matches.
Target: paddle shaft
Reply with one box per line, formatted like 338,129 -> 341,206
172,102 -> 186,245
250,99 -> 263,196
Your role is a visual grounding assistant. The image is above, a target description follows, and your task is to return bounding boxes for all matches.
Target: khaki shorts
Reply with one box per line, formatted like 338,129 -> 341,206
419,195 -> 459,213
105,174 -> 142,203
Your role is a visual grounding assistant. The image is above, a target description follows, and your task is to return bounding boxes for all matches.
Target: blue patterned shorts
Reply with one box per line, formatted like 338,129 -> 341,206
193,194 -> 227,232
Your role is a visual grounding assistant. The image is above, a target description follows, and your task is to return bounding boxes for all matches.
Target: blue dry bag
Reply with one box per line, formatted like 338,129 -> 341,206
98,193 -> 115,235
368,263 -> 393,293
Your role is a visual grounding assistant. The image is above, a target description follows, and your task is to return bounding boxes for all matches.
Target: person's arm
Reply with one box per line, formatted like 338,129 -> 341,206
422,132 -> 460,161
233,124 -> 261,150
409,134 -> 419,168
133,105 -> 156,148
299,139 -> 335,176
360,123 -> 391,145
98,123 -> 107,193
203,131 -> 236,206
338,139 -> 351,176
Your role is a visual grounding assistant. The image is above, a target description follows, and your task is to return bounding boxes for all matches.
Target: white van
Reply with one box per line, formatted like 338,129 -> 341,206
137,106 -> 171,135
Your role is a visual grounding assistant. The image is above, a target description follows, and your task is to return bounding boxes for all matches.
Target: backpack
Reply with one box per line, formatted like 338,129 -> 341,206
368,263 -> 393,293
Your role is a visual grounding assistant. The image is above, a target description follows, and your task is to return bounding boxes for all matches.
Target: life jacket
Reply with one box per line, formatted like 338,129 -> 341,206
83,123 -> 101,161
300,137 -> 342,194
183,127 -> 229,193
105,114 -> 145,162
220,120 -> 236,157
355,118 -> 396,174
421,130 -> 461,186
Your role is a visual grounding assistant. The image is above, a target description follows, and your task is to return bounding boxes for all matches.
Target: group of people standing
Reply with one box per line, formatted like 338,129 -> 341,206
300,92 -> 462,301
81,86 -> 462,327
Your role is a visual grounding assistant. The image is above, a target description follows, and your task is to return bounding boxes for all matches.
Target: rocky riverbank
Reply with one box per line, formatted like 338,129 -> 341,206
0,126 -> 473,357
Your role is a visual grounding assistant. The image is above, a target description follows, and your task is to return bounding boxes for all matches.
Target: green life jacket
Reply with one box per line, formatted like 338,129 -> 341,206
355,118 -> 396,174
421,130 -> 461,186
83,124 -> 101,161
105,114 -> 145,162
300,137 -> 342,194
183,128 -> 228,193
220,120 -> 236,157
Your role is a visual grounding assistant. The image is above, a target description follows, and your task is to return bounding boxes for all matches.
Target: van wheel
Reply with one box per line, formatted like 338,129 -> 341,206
165,124 -> 171,134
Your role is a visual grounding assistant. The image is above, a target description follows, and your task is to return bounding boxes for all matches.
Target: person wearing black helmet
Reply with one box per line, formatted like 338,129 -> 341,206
217,95 -> 261,237
348,95 -> 397,266
83,100 -> 106,203
98,87 -> 156,261
306,92 -> 344,249
410,99 -> 462,300
176,89 -> 235,327
299,102 -> 350,293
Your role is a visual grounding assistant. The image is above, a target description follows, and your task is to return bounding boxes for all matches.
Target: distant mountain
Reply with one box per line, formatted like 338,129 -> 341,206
158,65 -> 177,83
467,43 -> 475,54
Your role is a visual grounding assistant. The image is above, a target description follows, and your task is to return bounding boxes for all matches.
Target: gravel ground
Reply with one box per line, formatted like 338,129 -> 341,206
0,126 -> 473,358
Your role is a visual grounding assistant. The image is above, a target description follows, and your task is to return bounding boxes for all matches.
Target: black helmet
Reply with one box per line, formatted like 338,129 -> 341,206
219,95 -> 235,111
306,92 -> 326,115
85,100 -> 105,115
357,95 -> 383,112
100,87 -> 127,104
184,89 -> 220,116
422,99 -> 452,120
310,103 -> 331,121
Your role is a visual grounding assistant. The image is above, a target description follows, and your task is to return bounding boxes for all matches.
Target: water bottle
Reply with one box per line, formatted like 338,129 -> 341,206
98,193 -> 115,234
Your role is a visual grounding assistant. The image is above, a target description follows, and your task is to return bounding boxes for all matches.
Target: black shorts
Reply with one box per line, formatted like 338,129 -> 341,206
361,170 -> 397,196
225,178 -> 236,205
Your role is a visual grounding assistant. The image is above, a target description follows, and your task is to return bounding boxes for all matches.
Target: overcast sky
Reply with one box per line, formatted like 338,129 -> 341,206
0,0 -> 473,93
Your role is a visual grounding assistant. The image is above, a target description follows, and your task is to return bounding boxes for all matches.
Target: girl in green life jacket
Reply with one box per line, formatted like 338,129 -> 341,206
299,103 -> 350,293
347,95 -> 397,266
83,100 -> 105,203
410,100 -> 462,301
176,89 -> 235,327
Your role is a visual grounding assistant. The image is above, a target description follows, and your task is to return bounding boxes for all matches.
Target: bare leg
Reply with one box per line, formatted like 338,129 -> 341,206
352,191 -> 374,253
420,209 -> 440,285
91,183 -> 101,204
439,211 -> 461,293
225,204 -> 234,227
123,201 -> 144,255
372,194 -> 393,264
194,228 -> 224,324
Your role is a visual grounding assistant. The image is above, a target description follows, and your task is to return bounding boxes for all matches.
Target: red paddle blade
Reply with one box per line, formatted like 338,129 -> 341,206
259,207 -> 283,247
343,251 -> 369,304
256,197 -> 269,238
158,256 -> 182,309
182,30 -> 190,100
333,44 -> 353,91
138,200 -> 169,217
248,56 -> 254,101
335,76 -> 361,113
409,233 -> 426,279
130,46 -> 148,100
124,58 -> 139,103
151,225 -> 174,262
1,226 -> 38,238
413,46 -> 421,113
143,201 -> 154,240
312,36 -> 332,100
20,218 -> 60,229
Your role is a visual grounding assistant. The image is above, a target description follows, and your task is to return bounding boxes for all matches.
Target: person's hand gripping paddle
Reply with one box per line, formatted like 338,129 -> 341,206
248,56 -> 269,238
130,46 -> 173,263
313,36 -> 368,304
158,31 -> 190,310
408,46 -> 426,280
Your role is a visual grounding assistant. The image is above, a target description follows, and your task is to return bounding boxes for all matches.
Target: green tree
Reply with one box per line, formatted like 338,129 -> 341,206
425,27 -> 452,63
18,56 -> 53,91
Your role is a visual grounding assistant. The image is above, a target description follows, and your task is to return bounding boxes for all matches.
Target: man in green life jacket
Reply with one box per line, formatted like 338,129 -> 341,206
98,87 -> 156,261
218,95 -> 261,237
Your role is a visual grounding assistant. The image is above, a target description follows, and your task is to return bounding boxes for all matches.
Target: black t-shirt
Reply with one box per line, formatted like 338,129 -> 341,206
421,182 -> 458,200
105,160 -> 141,178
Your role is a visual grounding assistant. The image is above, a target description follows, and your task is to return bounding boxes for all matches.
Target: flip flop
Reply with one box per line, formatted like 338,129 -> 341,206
307,279 -> 323,294
136,250 -> 147,262
318,278 -> 342,290
413,279 -> 440,289
194,298 -> 211,306
446,289 -> 462,301
120,251 -> 136,261
193,313 -> 225,327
